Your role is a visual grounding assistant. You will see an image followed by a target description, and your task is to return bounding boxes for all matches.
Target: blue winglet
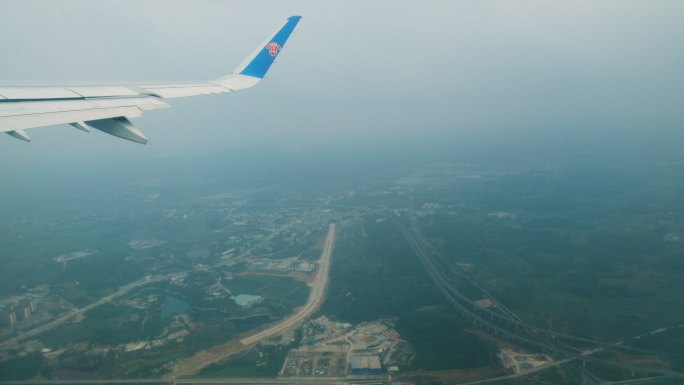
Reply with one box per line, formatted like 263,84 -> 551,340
239,16 -> 302,79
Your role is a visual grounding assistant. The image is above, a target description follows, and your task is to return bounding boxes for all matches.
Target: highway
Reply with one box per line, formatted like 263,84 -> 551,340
0,273 -> 176,350
396,203 -> 684,381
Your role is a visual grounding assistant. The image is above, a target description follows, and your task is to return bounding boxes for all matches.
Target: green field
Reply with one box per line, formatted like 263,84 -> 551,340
227,275 -> 310,310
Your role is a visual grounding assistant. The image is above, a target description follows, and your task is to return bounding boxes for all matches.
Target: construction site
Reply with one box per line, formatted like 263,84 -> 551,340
279,316 -> 412,378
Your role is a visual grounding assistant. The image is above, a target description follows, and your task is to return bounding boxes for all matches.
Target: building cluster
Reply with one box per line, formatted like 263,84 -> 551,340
247,257 -> 316,273
497,348 -> 553,373
281,317 -> 411,378
0,298 -> 37,327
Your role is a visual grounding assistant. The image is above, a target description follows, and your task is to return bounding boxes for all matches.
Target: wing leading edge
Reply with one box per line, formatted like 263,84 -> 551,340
0,15 -> 302,144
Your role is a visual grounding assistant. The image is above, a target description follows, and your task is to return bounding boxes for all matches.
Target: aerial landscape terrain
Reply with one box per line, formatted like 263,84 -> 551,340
1,141 -> 683,384
2,1 -> 683,384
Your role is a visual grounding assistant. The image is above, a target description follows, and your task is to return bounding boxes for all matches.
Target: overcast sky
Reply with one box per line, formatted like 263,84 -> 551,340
0,0 -> 683,165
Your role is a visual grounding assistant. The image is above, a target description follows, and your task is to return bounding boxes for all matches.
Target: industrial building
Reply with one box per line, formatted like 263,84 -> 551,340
350,354 -> 382,375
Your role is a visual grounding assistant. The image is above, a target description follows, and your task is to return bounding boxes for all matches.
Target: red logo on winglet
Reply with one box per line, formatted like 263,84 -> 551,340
266,42 -> 281,56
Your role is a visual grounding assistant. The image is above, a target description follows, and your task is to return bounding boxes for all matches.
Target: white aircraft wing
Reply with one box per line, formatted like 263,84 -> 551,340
0,16 -> 301,144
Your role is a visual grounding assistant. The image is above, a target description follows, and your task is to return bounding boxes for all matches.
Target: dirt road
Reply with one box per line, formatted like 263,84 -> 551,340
165,224 -> 336,379
240,223 -> 335,345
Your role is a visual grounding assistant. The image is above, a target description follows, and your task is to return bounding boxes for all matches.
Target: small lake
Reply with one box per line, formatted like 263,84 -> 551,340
231,294 -> 263,307
162,296 -> 193,318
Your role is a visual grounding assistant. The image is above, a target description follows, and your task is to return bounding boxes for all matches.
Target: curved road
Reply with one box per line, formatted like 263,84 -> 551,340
240,223 -> 336,345
166,224 -> 336,378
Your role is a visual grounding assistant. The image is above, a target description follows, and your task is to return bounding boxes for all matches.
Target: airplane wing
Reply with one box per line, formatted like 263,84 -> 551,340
0,16 -> 301,144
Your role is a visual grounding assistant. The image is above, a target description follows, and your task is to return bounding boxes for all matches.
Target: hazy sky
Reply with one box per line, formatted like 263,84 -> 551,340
0,1 -> 683,164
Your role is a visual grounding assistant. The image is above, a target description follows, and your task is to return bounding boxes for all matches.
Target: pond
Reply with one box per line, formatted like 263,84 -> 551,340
231,294 -> 263,307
